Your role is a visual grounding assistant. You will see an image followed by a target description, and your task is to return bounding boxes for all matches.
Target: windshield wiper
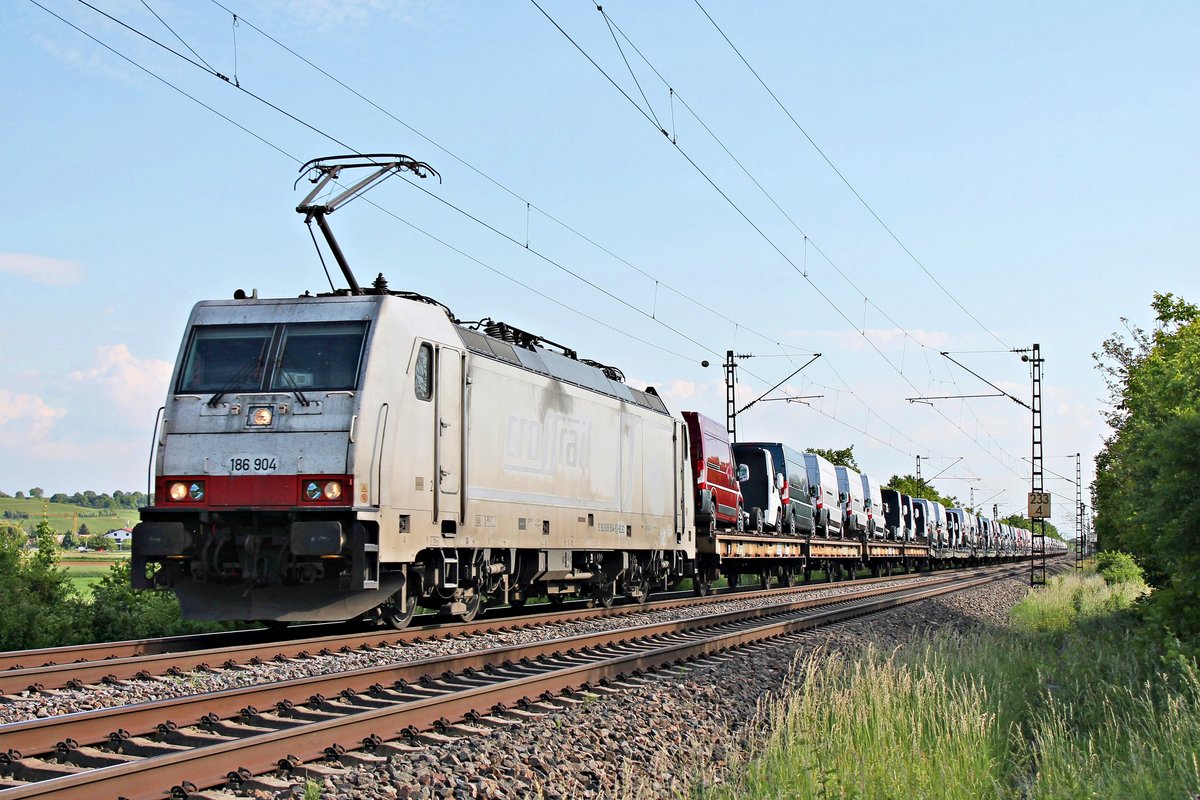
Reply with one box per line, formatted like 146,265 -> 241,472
275,349 -> 313,407
207,359 -> 263,407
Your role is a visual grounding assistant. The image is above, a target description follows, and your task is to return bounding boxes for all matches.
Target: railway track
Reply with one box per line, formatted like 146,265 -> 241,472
0,566 -> 977,695
0,563 -> 1040,799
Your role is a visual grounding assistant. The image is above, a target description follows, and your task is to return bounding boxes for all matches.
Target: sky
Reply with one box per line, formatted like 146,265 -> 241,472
2,1 -> 1197,536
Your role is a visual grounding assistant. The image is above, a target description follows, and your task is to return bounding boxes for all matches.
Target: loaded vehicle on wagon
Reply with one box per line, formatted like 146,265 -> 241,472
835,465 -> 868,540
802,452 -> 844,539
735,441 -> 815,536
860,473 -> 887,540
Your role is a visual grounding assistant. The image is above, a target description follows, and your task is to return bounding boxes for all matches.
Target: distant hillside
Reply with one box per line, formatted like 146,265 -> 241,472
0,497 -> 139,535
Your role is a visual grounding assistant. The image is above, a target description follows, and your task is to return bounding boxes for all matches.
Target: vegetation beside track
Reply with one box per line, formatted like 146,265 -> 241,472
704,562 -> 1200,799
0,524 -> 231,650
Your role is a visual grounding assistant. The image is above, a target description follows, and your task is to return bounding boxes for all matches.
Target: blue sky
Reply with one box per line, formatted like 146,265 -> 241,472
2,1 -> 1197,535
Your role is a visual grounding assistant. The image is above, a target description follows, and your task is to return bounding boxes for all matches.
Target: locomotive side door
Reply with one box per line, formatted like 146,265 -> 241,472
434,345 -> 464,523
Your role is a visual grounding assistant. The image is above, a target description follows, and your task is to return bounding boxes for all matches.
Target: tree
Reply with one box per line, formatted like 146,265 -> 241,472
61,529 -> 78,549
14,491 -> 24,499
86,533 -> 113,551
28,487 -> 44,499
1092,292 -> 1200,643
77,522 -> 90,538
0,519 -> 86,649
809,446 -> 860,471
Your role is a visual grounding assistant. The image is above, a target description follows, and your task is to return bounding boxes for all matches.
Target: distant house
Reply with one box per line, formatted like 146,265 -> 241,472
106,528 -> 133,547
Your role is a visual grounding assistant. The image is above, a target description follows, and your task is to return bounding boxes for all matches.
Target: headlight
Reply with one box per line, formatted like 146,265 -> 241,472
168,481 -> 204,502
323,481 -> 342,501
302,478 -> 347,503
304,481 -> 323,501
249,406 -> 273,427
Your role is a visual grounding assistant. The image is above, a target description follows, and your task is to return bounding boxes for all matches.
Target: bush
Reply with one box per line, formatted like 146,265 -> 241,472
1096,550 -> 1144,586
89,561 -> 233,641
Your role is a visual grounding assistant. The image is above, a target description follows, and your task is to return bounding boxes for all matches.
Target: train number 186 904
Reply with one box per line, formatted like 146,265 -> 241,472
229,455 -> 277,473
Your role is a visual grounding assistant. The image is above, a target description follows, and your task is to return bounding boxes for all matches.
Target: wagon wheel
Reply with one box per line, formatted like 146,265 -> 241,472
591,580 -> 617,609
630,574 -> 654,605
454,591 -> 482,623
382,593 -> 417,630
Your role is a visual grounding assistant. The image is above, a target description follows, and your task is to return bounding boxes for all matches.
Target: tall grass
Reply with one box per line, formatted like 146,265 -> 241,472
699,572 -> 1200,800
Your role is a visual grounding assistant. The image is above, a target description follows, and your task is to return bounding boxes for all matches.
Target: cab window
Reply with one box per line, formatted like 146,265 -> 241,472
414,343 -> 433,401
178,325 -> 274,393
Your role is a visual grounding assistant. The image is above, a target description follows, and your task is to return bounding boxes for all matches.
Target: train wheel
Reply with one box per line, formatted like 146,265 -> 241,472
260,620 -> 289,631
455,591 -> 482,623
548,593 -> 566,608
631,576 -> 653,605
779,568 -> 793,587
591,581 -> 617,609
727,571 -> 740,592
693,573 -> 711,597
382,595 -> 417,630
508,596 -> 527,609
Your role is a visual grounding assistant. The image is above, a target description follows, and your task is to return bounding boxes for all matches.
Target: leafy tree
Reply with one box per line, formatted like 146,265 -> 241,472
14,491 -> 24,499
49,492 -> 69,504
28,487 -> 44,499
0,519 -> 86,649
809,446 -> 860,471
883,474 -> 959,508
86,533 -> 113,551
1093,292 -> 1200,643
62,529 -> 78,549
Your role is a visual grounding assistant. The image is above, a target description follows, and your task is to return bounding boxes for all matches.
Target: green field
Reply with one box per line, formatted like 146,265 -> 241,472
63,561 -> 121,600
0,497 -> 139,536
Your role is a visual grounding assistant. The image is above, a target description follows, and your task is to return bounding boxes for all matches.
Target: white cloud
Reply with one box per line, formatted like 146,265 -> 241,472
0,253 -> 85,286
0,390 -> 67,444
69,345 -> 173,414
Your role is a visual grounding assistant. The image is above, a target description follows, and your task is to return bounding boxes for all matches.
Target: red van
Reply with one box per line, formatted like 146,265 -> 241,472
682,411 -> 746,533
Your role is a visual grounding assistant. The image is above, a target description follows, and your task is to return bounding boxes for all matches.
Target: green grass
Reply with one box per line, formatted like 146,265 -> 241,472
63,561 -> 121,600
699,571 -> 1200,800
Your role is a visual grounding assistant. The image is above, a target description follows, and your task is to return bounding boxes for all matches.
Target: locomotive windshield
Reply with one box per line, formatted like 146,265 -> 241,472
178,322 -> 368,395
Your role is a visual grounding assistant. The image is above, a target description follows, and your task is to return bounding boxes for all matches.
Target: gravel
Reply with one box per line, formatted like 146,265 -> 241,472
231,570 -> 1035,800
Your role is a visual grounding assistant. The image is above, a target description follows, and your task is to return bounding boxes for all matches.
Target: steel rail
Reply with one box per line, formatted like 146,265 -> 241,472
0,565 -> 1042,798
0,567 -> 1003,758
0,566 -> 989,694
